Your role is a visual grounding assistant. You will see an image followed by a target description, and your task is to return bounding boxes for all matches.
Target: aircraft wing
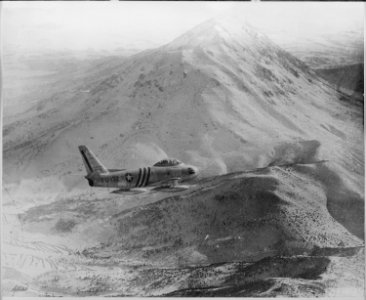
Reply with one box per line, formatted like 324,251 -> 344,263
157,177 -> 181,188
110,178 -> 186,194
111,188 -> 147,195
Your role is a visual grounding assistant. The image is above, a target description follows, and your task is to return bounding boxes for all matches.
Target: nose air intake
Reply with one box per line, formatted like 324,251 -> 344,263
188,167 -> 196,175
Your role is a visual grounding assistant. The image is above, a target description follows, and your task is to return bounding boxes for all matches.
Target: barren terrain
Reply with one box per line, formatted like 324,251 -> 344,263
2,15 -> 364,297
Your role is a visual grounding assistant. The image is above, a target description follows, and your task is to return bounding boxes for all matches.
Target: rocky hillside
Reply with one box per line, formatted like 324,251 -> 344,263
3,162 -> 363,296
316,63 -> 363,100
2,15 -> 364,297
3,17 -> 363,193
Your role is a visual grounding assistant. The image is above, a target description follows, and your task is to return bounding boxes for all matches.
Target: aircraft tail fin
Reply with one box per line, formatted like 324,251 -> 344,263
78,145 -> 108,175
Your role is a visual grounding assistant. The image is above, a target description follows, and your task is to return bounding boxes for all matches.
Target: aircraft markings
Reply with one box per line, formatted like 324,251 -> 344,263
135,168 -> 142,187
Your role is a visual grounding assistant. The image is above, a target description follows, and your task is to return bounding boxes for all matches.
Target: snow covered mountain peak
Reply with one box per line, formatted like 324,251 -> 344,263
166,16 -> 267,51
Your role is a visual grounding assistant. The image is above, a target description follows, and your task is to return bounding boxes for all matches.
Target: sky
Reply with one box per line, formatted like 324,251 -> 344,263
2,1 -> 364,54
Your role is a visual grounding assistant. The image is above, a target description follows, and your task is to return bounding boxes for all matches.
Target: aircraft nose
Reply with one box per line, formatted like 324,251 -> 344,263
188,166 -> 199,175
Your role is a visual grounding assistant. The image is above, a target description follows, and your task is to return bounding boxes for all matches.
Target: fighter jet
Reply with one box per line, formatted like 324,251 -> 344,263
78,145 -> 199,192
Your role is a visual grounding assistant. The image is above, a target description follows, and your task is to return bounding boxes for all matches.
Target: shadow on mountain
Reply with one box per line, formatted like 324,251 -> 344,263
13,147 -> 364,296
294,163 -> 364,240
166,256 -> 331,297
20,150 -> 363,267
316,63 -> 364,102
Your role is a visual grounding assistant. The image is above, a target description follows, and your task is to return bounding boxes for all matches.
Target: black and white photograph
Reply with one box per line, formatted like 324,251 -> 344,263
1,1 -> 364,297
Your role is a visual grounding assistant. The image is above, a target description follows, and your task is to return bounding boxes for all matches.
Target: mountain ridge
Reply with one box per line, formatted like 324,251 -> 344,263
3,16 -> 363,195
2,15 -> 364,297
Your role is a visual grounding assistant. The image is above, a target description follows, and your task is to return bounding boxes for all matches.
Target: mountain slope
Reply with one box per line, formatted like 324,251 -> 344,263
2,16 -> 364,297
3,17 -> 363,193
316,63 -> 363,100
5,164 -> 363,296
274,30 -> 364,70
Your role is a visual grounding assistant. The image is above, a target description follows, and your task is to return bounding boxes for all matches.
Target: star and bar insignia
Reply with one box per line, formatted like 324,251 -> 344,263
125,173 -> 133,182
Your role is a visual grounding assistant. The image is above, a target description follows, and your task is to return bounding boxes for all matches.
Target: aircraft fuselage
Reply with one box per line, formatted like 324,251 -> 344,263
86,165 -> 197,189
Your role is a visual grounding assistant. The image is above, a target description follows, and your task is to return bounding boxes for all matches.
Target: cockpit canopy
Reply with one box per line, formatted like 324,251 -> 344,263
153,158 -> 183,167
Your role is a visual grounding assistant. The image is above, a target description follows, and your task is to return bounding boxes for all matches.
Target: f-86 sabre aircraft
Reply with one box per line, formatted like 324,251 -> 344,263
78,145 -> 199,191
